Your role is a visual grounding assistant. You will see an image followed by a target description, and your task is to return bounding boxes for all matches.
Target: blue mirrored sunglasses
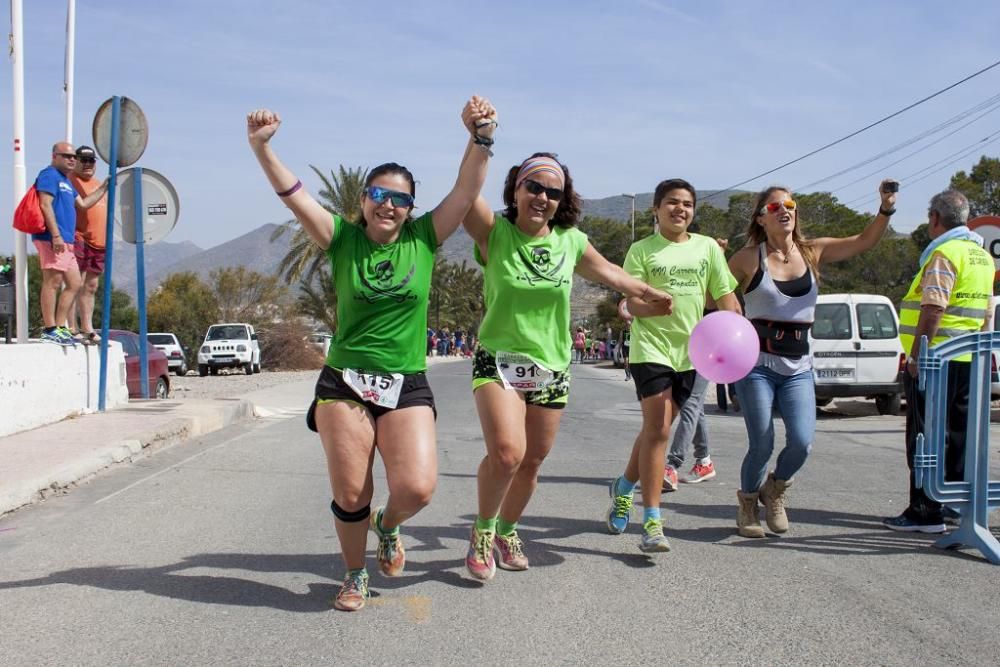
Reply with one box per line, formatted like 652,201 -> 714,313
365,186 -> 414,208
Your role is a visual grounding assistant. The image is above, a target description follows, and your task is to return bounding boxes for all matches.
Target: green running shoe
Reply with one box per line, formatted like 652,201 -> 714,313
606,476 -> 633,534
639,518 -> 671,553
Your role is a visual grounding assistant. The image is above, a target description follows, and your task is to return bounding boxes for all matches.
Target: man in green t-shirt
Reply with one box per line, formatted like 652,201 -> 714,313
606,178 -> 741,553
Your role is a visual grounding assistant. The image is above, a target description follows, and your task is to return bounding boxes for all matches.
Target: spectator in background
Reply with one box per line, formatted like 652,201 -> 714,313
68,146 -> 107,344
32,141 -> 108,345
572,326 -> 585,363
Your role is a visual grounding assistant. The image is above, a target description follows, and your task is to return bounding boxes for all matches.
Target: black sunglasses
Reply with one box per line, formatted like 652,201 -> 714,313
522,179 -> 563,201
78,157 -> 97,164
55,152 -> 77,160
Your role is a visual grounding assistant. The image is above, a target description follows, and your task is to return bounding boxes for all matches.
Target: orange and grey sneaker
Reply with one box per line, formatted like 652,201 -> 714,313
681,461 -> 717,484
662,465 -> 679,492
333,568 -> 370,612
465,526 -> 496,580
494,531 -> 529,571
370,506 -> 405,577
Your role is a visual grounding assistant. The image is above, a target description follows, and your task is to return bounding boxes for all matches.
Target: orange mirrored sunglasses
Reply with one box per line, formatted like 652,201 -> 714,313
763,199 -> 796,213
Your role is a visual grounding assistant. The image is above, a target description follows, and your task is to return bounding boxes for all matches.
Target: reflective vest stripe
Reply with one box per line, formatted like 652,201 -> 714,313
899,302 -> 987,318
899,324 -> 976,338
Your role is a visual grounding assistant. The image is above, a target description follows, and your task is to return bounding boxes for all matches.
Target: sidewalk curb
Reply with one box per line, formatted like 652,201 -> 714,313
0,399 -> 255,517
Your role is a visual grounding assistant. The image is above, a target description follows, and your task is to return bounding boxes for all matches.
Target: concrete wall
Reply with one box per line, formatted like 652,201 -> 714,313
0,341 -> 130,437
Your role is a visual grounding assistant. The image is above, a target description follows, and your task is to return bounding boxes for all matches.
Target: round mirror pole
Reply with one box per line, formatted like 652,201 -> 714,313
98,96 -> 121,412
134,168 -> 149,398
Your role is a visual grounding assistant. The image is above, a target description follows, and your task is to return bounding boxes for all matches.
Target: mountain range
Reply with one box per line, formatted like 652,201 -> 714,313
7,190 -> 743,312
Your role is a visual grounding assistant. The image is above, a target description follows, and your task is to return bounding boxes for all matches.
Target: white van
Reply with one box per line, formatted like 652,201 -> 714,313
810,294 -> 905,415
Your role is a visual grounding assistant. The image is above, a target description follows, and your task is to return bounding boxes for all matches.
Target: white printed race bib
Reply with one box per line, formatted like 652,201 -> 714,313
496,351 -> 554,392
342,369 -> 404,409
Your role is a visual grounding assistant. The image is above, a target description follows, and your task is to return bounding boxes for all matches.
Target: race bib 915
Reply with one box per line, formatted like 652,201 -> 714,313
342,368 -> 404,409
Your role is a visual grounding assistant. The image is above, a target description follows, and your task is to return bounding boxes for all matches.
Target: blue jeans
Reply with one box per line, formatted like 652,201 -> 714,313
667,372 -> 709,468
734,365 -> 815,493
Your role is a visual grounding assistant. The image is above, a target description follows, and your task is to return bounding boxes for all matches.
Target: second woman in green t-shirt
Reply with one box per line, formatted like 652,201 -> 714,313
461,152 -> 673,580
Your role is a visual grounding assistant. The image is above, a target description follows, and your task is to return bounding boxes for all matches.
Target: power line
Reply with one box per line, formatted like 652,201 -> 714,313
702,57 -> 1000,203
795,92 -> 1000,192
844,131 -> 1000,209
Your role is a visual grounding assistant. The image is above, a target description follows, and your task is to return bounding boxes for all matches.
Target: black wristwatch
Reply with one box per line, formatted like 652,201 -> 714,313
878,206 -> 896,217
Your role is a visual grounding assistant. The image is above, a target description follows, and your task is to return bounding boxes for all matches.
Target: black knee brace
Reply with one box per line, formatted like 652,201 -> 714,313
330,499 -> 370,523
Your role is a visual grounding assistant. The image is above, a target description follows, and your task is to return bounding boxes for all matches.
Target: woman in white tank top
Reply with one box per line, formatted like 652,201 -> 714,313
726,181 -> 898,538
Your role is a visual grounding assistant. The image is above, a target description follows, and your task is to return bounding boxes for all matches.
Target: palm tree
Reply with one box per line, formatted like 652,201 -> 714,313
295,265 -> 338,334
271,165 -> 368,284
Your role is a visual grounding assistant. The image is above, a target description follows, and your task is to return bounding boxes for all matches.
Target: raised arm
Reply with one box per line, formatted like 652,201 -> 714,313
247,109 -> 335,250
576,243 -> 674,316
76,179 -> 109,210
813,179 -> 896,264
431,96 -> 496,244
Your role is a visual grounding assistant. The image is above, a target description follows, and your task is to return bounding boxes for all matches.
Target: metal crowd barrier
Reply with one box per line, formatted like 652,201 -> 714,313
914,331 -> 1000,564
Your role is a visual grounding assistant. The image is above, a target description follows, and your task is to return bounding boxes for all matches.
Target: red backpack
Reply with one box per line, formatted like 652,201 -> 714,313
12,185 -> 46,234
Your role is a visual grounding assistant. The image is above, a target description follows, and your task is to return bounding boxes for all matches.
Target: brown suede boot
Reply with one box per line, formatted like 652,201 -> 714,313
759,473 -> 791,533
736,490 -> 766,538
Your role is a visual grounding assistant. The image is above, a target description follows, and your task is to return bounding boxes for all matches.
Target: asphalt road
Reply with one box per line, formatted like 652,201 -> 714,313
2,360 -> 999,665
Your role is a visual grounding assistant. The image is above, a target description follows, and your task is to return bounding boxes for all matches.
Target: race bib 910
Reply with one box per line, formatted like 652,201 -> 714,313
342,369 -> 404,409
496,351 -> 554,392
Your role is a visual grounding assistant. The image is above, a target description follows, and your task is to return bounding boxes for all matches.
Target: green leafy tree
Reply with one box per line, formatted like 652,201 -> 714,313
210,266 -> 289,325
949,155 -> 1000,217
93,277 -> 138,331
271,165 -> 367,284
578,216 -> 633,266
147,272 -> 219,362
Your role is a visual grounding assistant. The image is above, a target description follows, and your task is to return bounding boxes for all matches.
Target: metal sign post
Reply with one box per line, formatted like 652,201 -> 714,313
134,168 -> 148,397
97,96 -> 121,412
93,96 -> 150,409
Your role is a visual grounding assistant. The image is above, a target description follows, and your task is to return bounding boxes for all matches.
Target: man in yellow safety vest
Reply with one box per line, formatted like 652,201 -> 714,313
885,189 -> 994,533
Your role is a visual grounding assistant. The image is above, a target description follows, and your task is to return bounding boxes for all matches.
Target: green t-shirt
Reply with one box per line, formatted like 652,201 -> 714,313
325,212 -> 437,373
623,232 -> 737,371
476,216 -> 588,371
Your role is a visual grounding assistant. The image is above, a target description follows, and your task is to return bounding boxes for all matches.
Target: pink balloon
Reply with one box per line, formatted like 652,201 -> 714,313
688,311 -> 759,384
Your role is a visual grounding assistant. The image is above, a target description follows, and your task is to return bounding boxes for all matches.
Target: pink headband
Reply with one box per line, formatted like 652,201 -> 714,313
515,156 -> 565,189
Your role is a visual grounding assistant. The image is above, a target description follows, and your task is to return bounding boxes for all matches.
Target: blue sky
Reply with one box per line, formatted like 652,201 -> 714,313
2,0 -> 1000,255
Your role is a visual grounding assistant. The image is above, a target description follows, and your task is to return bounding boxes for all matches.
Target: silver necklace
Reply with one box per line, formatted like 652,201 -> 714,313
767,243 -> 795,264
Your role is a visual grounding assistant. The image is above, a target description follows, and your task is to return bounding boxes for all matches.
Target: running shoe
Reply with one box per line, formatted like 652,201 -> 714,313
370,506 -> 405,577
55,326 -> 78,346
882,512 -> 946,534
639,518 -> 671,553
333,569 -> 370,612
41,327 -> 74,346
681,461 -> 716,484
606,476 -> 633,534
465,527 -> 496,580
662,465 -> 679,492
494,531 -> 529,571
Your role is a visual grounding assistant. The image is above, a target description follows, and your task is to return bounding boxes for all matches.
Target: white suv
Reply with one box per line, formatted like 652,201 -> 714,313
197,323 -> 261,376
811,294 -> 905,415
148,332 -> 188,376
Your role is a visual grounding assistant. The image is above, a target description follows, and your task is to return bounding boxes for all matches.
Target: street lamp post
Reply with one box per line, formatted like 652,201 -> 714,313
622,193 -> 636,242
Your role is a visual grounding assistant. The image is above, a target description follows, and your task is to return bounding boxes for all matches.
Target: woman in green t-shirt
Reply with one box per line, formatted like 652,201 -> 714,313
461,152 -> 673,580
247,97 -> 497,612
